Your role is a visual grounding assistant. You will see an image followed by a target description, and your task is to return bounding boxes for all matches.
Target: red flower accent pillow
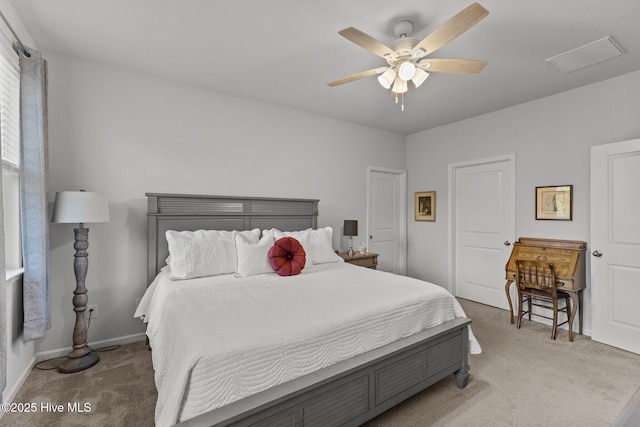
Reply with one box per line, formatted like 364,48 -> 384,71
268,237 -> 306,276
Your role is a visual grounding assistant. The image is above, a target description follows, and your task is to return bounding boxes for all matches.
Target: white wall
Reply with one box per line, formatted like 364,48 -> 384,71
406,69 -> 640,335
41,51 -> 407,353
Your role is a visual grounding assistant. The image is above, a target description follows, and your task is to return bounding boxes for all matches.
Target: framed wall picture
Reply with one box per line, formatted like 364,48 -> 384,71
415,191 -> 436,221
536,185 -> 573,220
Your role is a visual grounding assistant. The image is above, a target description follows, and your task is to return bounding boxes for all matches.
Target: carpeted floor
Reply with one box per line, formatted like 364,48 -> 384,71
364,300 -> 640,427
0,340 -> 156,427
2,299 -> 639,427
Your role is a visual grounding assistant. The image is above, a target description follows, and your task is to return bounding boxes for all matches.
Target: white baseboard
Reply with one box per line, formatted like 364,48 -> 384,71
36,332 -> 147,362
2,353 -> 38,409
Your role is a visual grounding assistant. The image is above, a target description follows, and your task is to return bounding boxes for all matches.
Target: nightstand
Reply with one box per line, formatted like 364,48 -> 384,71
339,252 -> 378,269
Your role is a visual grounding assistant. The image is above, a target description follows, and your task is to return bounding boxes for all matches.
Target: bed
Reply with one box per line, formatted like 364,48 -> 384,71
137,193 -> 480,427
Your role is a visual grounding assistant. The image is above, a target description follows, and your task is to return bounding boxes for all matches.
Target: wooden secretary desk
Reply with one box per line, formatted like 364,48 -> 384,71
505,237 -> 587,334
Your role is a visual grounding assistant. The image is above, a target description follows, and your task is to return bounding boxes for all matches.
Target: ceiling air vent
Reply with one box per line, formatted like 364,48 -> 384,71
546,36 -> 623,73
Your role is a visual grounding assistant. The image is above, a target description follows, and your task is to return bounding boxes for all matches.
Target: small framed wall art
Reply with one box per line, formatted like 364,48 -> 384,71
415,191 -> 436,221
536,185 -> 573,220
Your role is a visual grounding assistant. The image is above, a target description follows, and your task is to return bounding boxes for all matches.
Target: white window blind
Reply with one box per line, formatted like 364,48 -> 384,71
0,24 -> 22,275
0,32 -> 20,172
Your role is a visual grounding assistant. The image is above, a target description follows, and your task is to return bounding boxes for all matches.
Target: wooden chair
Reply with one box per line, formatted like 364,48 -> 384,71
516,260 -> 573,341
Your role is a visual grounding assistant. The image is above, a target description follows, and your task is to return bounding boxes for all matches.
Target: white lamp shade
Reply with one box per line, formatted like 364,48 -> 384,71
391,78 -> 408,94
398,61 -> 416,81
377,68 -> 396,89
51,191 -> 110,224
412,68 -> 430,88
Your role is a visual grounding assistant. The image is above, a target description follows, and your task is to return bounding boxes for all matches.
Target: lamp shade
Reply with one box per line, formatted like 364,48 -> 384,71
343,220 -> 358,237
377,68 -> 396,89
398,61 -> 416,81
51,191 -> 110,224
411,68 -> 430,88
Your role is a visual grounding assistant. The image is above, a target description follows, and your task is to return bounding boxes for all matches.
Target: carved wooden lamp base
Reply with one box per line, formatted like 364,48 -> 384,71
58,226 -> 100,374
58,347 -> 99,374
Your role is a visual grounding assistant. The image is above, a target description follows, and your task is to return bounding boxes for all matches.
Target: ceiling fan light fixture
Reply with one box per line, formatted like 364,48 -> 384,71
328,3 -> 490,111
391,78 -> 408,94
397,61 -> 416,81
377,68 -> 396,89
411,68 -> 430,88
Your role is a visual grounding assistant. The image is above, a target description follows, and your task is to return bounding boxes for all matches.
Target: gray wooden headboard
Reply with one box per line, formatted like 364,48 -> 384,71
146,193 -> 319,284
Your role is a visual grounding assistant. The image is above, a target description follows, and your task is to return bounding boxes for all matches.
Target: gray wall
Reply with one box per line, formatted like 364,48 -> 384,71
42,51 -> 407,354
406,68 -> 640,335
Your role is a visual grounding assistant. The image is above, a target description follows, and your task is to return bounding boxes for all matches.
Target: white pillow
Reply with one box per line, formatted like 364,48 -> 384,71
302,227 -> 344,264
165,228 -> 259,280
265,227 -> 343,265
263,228 -> 313,269
234,231 -> 275,277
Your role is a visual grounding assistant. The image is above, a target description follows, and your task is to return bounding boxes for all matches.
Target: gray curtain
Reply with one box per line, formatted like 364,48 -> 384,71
19,47 -> 50,342
0,147 -> 6,400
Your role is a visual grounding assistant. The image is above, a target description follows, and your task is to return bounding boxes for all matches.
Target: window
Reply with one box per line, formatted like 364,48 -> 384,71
0,29 -> 21,276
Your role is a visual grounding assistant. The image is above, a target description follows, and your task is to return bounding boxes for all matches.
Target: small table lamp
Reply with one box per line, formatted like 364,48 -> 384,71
343,220 -> 358,257
51,190 -> 109,374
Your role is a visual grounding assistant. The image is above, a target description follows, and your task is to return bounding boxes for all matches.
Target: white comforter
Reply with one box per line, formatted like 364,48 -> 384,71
135,262 -> 481,427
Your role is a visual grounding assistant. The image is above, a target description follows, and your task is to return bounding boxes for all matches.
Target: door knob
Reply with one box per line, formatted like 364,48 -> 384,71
592,250 -> 603,257
369,235 -> 373,239
504,241 -> 511,246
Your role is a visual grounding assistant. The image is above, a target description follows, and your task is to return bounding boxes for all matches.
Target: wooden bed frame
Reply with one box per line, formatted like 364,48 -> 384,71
146,193 -> 471,427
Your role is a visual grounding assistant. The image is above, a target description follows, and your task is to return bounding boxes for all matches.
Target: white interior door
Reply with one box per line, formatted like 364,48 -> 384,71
450,155 -> 515,309
591,138 -> 640,355
367,166 -> 406,274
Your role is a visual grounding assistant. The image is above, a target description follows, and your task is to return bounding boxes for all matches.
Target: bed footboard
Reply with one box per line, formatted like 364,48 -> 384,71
177,317 -> 471,427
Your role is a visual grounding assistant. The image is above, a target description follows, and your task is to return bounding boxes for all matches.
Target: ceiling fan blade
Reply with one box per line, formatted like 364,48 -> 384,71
338,27 -> 398,61
419,58 -> 487,74
412,3 -> 489,58
327,68 -> 382,87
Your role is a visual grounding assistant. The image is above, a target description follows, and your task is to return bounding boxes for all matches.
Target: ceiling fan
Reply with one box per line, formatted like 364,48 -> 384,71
327,2 -> 489,110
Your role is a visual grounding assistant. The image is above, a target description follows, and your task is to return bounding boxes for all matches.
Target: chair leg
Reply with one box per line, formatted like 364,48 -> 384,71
517,290 -> 524,329
565,296 -> 573,342
551,297 -> 558,340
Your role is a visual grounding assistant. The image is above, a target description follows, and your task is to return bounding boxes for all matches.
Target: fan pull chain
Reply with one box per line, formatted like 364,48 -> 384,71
393,92 -> 405,111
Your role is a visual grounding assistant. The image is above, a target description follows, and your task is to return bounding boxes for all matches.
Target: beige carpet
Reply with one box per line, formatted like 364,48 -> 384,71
0,341 -> 156,427
365,300 -> 640,427
2,299 -> 639,427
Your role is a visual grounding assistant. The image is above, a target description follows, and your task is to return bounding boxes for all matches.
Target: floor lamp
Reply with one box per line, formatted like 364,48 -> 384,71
51,190 -> 109,374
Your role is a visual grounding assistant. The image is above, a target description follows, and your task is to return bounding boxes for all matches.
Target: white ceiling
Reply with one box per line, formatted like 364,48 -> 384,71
10,0 -> 640,135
